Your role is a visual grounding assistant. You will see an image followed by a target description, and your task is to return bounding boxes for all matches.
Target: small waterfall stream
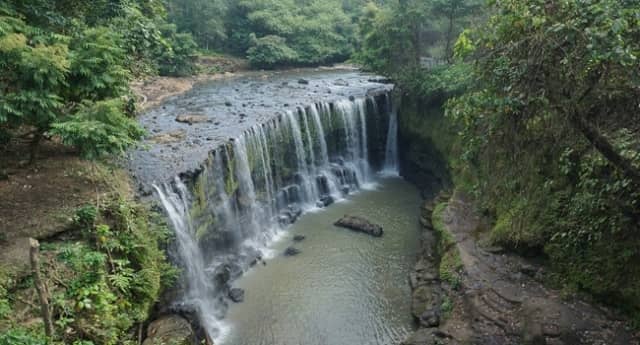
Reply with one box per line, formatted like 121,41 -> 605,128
153,91 -> 397,342
384,110 -> 400,174
153,180 -> 228,340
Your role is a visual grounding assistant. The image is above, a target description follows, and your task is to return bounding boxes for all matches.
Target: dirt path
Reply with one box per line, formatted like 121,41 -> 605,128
403,191 -> 639,345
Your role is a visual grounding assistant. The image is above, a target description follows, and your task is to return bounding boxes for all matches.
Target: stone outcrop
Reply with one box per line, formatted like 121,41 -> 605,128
143,314 -> 194,345
149,130 -> 186,144
283,246 -> 301,256
402,191 -> 639,345
228,288 -> 245,303
175,114 -> 210,125
334,215 -> 383,237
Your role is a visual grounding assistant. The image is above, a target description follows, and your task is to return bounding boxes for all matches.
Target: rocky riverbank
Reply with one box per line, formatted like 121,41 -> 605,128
402,191 -> 639,345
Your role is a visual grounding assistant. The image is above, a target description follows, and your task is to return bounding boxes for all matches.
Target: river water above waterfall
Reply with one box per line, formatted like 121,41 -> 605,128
224,177 -> 421,345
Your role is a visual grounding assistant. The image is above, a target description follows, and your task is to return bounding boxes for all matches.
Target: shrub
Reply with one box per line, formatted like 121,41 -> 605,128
51,99 -> 144,159
247,34 -> 298,69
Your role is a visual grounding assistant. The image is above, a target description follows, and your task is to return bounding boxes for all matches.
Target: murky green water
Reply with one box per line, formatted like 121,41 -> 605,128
222,177 -> 421,345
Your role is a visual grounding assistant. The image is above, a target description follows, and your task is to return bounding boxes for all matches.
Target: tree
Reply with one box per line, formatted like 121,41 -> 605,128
448,0 -> 640,309
0,15 -> 144,161
246,34 -> 298,68
166,0 -> 228,50
430,0 -> 481,62
0,16 -> 69,161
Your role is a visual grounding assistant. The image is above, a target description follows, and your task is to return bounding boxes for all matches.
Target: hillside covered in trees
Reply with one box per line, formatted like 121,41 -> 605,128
1,0 -> 639,344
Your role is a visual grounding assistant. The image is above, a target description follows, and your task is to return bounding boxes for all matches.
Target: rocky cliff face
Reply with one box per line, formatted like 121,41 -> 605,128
396,93 -> 453,198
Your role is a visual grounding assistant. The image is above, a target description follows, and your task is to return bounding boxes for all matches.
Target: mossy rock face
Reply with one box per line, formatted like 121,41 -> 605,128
143,314 -> 194,345
411,284 -> 442,320
397,93 -> 453,197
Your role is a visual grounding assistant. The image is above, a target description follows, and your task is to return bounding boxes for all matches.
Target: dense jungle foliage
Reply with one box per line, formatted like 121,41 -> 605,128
167,0 -> 370,68
358,0 -> 640,323
2,0 -> 639,343
0,0 -> 198,161
0,166 -> 176,345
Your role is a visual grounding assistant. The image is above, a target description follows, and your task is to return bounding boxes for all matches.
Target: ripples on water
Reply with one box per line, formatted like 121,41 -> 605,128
223,177 -> 421,345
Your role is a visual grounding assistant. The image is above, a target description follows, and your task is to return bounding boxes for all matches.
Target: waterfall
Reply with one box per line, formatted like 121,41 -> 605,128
153,180 -> 227,341
153,94 -> 397,342
383,110 -> 399,175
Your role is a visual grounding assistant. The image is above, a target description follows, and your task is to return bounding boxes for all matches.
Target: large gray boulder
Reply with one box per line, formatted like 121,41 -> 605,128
143,314 -> 194,345
334,215 -> 383,237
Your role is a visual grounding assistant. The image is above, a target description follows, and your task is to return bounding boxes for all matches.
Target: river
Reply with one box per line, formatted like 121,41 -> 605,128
141,69 -> 418,343
223,177 -> 421,345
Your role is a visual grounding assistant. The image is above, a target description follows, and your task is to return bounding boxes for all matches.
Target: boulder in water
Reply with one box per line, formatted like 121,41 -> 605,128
229,288 -> 245,303
142,314 -> 194,345
278,213 -> 293,226
283,246 -> 301,256
334,215 -> 384,237
213,262 -> 243,288
149,130 -> 186,144
334,79 -> 349,86
175,114 -> 209,125
298,79 -> 309,85
287,205 -> 303,221
293,235 -> 306,242
316,195 -> 335,208
321,195 -> 334,207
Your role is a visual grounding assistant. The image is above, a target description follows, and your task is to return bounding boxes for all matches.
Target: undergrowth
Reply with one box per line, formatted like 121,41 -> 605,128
0,165 -> 177,345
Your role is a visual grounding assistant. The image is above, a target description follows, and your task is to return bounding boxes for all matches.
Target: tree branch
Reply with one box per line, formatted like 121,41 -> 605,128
569,109 -> 640,186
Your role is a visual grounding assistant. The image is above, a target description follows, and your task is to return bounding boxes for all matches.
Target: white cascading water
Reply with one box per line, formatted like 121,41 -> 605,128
154,95 -> 397,342
153,179 -> 228,341
383,110 -> 400,175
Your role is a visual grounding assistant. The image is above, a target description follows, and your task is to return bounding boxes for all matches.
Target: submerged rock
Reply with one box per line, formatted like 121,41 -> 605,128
293,235 -> 306,242
287,205 -> 303,221
334,79 -> 349,86
334,215 -> 384,237
175,114 -> 209,125
149,130 -> 187,144
419,308 -> 441,328
213,262 -> 243,288
298,78 -> 309,85
143,314 -> 194,345
229,288 -> 245,303
316,195 -> 335,208
283,246 -> 301,256
278,205 -> 303,226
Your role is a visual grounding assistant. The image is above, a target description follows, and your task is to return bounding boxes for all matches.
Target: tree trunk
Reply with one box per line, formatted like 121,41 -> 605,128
28,131 -> 43,165
29,238 -> 54,338
445,9 -> 455,63
570,111 -> 640,186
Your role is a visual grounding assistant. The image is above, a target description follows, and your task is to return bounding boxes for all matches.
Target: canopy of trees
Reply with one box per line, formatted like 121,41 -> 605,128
0,0 -> 197,160
167,0 -> 368,68
357,0 -> 640,323
447,0 -> 640,313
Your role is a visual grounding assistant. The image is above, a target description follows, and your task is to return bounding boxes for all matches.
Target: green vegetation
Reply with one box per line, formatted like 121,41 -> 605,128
0,166 -> 176,345
2,0 -> 639,340
447,0 -> 640,314
355,0 -> 482,74
360,0 -> 640,321
0,0 -> 197,161
168,0 -> 366,68
432,202 -> 463,289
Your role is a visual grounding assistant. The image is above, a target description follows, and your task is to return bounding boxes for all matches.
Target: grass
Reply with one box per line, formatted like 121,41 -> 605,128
432,201 -> 463,289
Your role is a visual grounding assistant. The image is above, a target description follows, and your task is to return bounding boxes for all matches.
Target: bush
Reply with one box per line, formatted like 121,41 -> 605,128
48,194 -> 175,345
247,34 -> 298,69
51,99 -> 144,159
156,24 -> 198,77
